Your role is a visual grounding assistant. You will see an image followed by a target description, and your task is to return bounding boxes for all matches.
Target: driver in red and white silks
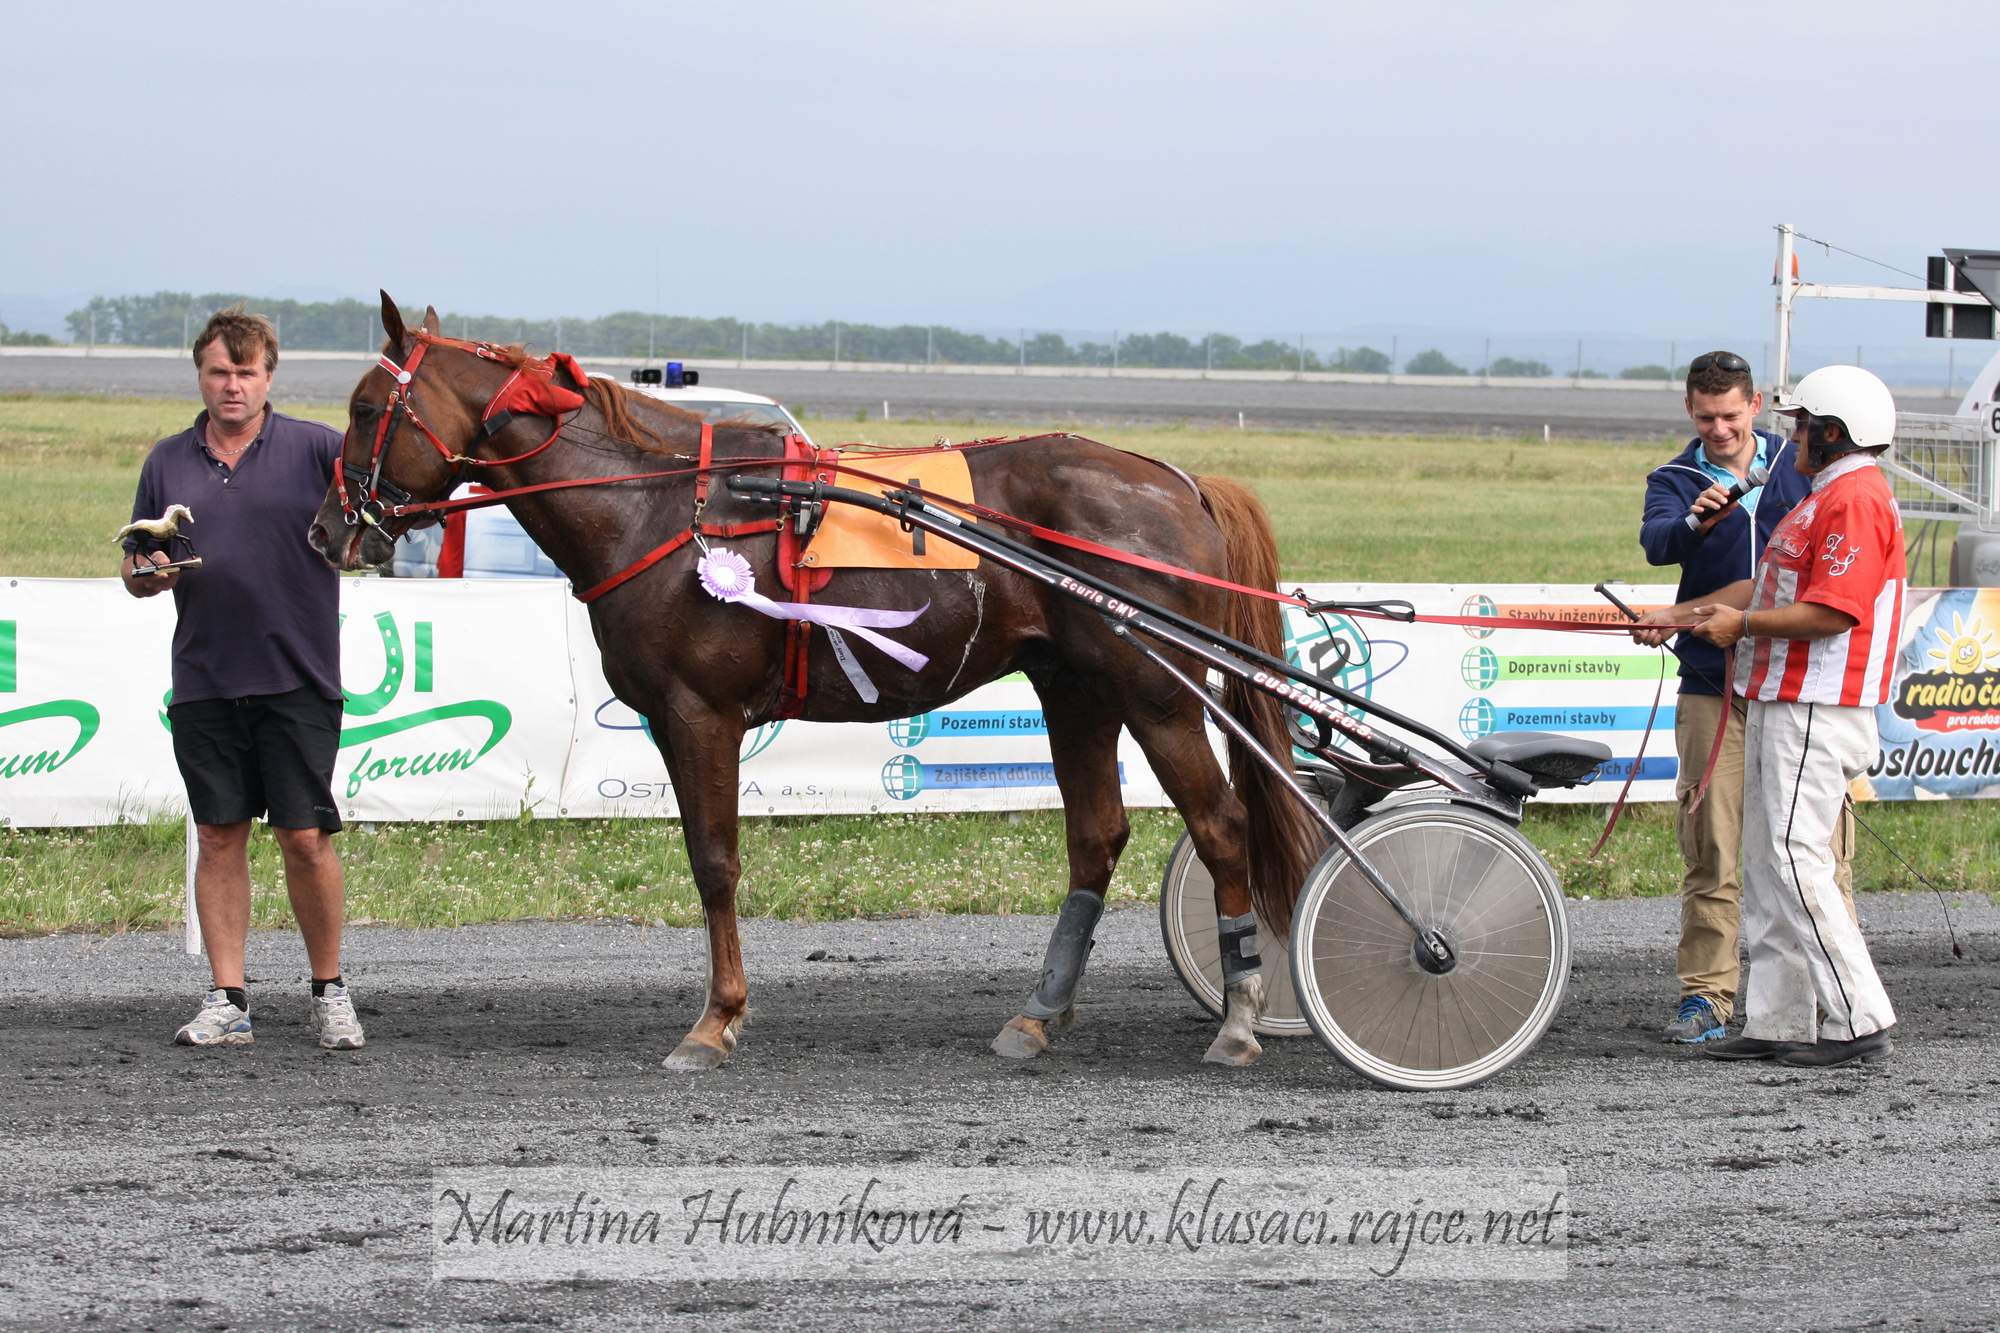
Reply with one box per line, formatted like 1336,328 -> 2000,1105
1632,365 -> 1903,1065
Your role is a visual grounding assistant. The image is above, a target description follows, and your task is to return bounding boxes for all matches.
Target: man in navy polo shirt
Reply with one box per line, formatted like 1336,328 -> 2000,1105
121,306 -> 365,1051
1635,350 -> 1854,1045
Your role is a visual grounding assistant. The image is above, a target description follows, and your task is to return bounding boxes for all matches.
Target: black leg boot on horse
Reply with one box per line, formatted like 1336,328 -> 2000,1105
993,888 -> 1106,1058
992,674 -> 1128,1060
1115,477 -> 1319,1065
1210,910 -> 1268,1064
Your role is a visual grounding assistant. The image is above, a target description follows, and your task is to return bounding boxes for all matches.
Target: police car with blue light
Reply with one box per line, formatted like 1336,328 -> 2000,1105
388,363 -> 814,578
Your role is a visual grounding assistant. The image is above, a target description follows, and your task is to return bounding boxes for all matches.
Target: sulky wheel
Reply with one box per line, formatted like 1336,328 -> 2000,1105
1158,821 -> 1318,1039
1288,803 -> 1569,1090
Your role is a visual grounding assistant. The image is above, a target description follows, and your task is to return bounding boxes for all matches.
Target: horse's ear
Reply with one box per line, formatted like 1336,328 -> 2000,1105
422,305 -> 441,336
379,291 -> 406,346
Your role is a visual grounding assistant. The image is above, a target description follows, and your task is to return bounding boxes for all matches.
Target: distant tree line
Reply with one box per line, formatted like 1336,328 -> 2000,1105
57,290 -> 1688,379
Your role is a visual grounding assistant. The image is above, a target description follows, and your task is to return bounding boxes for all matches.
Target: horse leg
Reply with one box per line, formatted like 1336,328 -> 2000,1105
992,679 -> 1130,1060
1125,706 -> 1267,1067
650,696 -> 751,1072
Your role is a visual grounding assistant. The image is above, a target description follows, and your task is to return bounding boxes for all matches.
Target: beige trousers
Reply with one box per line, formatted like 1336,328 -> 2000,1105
1674,690 -> 1855,1024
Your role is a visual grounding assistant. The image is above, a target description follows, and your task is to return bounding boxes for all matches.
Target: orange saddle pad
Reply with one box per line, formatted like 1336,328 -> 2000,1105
799,449 -> 981,571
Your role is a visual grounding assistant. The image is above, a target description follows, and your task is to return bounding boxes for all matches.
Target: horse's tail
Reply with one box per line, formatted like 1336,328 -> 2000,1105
1195,475 -> 1324,940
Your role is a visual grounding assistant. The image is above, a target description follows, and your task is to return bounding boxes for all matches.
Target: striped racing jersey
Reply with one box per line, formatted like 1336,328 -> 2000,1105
1734,454 -> 1906,706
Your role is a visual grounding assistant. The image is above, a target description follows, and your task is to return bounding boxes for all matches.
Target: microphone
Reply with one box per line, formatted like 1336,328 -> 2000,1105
1682,464 -> 1770,532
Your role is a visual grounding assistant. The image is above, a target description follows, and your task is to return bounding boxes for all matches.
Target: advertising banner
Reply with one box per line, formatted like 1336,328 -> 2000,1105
1867,587 -> 2000,799
0,579 -> 576,827
0,579 -> 183,826
320,579 -> 577,822
558,598 -> 1169,818
1287,585 -> 1684,806
1,576 -> 1983,827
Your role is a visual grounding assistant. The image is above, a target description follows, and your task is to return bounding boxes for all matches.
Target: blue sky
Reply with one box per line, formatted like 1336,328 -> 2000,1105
4,0 -> 1996,360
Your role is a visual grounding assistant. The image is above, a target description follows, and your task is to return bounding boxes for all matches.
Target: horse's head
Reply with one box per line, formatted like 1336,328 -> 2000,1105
308,292 -> 499,570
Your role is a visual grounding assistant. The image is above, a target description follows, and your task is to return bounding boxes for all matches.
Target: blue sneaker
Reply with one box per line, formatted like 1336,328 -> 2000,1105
1663,995 -> 1725,1044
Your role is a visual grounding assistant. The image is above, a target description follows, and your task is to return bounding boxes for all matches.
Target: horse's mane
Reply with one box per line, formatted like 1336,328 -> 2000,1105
393,335 -> 786,456
479,342 -> 668,452
496,342 -> 786,456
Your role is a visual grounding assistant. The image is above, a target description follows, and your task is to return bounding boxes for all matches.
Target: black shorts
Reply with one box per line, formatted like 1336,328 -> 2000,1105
168,686 -> 344,832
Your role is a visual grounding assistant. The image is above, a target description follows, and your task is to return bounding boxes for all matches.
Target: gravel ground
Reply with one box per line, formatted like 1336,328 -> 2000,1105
1,353 -> 1962,439
1,894 -> 1996,1329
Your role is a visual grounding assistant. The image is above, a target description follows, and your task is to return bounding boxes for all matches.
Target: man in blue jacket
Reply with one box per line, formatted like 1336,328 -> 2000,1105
1635,350 -> 1854,1044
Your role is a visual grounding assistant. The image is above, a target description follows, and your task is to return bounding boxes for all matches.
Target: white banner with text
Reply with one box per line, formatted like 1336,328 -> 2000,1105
4,577 -> 1989,827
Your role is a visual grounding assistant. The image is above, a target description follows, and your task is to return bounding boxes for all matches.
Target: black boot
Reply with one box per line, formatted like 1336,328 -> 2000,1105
1775,1027 -> 1894,1068
1702,1034 -> 1807,1062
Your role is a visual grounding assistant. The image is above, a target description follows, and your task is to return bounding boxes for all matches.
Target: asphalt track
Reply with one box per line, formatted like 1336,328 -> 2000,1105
2,895 -> 1995,1329
0,353 -> 1962,439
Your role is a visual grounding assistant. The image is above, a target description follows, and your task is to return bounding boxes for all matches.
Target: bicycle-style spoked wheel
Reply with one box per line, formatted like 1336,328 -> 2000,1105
1289,804 -> 1569,1090
1159,828 -> 1311,1037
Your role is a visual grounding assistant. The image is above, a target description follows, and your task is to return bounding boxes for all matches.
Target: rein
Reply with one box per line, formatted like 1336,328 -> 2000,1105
380,446 -> 1686,635
356,377 -> 1709,843
337,330 -> 582,529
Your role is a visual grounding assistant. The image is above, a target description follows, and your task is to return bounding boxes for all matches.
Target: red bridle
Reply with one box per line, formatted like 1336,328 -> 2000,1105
335,330 -> 576,529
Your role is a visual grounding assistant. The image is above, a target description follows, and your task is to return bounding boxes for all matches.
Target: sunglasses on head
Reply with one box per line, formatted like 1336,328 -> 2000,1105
1689,351 -> 1751,374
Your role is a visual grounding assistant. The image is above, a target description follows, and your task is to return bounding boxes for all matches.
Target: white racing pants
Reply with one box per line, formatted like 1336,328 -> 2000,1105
1741,698 -> 1896,1043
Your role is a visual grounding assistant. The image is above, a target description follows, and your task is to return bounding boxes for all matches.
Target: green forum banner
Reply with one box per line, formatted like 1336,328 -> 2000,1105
0,579 -> 575,828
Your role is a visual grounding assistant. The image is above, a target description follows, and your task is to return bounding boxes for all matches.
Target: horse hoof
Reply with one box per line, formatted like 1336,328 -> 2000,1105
990,1016 -> 1049,1060
1202,1032 -> 1263,1067
663,1038 -> 732,1072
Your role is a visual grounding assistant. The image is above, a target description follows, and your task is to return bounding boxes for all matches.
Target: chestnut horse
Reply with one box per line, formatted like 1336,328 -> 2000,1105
308,296 -> 1321,1071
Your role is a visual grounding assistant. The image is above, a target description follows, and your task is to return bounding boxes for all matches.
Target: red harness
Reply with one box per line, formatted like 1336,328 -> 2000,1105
336,330 -> 588,530
570,424 -> 788,603
564,428 -> 829,718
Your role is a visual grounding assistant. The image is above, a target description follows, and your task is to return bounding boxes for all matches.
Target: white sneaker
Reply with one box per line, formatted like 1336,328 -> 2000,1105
174,989 -> 253,1047
312,982 -> 366,1050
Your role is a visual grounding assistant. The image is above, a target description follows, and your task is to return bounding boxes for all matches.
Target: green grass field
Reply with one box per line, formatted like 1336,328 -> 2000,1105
0,391 -> 1677,582
2,393 -> 1992,933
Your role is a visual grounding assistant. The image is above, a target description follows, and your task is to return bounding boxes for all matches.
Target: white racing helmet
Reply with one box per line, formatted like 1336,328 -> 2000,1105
1772,364 -> 1897,451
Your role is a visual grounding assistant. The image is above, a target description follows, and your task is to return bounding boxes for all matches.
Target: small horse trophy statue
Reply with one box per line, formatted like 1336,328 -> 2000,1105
116,504 -> 204,576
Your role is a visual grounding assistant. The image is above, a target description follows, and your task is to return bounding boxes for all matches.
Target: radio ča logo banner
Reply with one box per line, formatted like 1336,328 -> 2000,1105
1890,592 -> 2000,732
1873,591 -> 2000,798
0,620 -> 102,783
